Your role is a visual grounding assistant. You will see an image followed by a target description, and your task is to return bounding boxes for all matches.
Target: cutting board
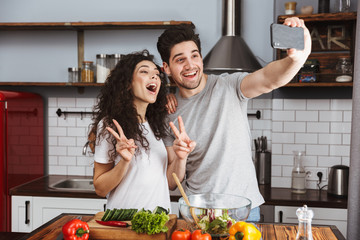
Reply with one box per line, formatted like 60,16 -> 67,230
87,212 -> 177,240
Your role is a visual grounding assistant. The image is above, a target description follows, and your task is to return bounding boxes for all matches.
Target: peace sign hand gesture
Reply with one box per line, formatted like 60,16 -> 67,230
169,116 -> 196,160
106,119 -> 137,162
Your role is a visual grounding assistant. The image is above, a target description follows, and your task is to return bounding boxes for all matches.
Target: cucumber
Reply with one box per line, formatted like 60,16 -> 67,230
111,209 -> 121,221
153,206 -> 169,215
101,209 -> 110,221
104,208 -> 116,221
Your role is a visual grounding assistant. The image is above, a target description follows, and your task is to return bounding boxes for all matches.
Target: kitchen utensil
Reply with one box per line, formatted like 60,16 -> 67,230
254,151 -> 271,185
328,165 -> 349,197
178,193 -> 251,237
171,173 -> 200,227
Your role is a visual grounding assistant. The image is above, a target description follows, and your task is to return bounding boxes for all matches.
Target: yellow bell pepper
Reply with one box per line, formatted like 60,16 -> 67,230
228,221 -> 261,240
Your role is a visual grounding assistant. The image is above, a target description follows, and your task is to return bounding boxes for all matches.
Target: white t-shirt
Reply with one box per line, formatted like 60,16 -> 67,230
94,120 -> 171,211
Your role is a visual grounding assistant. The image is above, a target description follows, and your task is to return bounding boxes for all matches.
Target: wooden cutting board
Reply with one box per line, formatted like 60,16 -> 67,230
87,212 -> 177,240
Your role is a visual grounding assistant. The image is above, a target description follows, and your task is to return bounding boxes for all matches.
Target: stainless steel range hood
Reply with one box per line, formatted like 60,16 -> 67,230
203,0 -> 261,73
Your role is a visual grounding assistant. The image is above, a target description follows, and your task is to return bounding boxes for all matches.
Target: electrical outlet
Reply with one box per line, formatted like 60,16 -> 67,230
305,168 -> 327,181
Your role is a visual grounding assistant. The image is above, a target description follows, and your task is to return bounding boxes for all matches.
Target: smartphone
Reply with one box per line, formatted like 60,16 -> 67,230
270,23 -> 304,50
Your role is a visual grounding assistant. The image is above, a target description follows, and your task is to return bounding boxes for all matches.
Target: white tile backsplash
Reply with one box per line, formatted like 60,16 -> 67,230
47,97 -> 352,190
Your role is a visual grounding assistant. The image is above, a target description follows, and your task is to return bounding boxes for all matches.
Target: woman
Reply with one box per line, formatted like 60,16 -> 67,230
89,50 -> 195,211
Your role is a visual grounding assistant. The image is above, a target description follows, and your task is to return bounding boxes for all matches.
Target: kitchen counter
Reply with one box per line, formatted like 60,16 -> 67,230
6,213 -> 345,240
10,175 -> 348,208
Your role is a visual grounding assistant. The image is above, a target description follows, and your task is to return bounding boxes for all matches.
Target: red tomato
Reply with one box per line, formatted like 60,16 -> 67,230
191,229 -> 212,240
172,229 -> 191,240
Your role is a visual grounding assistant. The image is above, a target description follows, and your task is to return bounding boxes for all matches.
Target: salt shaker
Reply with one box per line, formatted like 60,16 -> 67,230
296,205 -> 314,240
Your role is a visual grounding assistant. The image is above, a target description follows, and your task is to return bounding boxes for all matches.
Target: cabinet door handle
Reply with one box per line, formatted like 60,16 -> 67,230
279,210 -> 283,223
25,200 -> 30,224
103,204 -> 106,212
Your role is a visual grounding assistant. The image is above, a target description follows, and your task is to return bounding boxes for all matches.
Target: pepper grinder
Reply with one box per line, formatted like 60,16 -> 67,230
296,205 -> 314,240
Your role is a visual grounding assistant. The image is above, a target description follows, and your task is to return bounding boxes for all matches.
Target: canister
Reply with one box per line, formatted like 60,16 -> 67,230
68,67 -> 81,83
96,54 -> 110,83
81,61 -> 94,83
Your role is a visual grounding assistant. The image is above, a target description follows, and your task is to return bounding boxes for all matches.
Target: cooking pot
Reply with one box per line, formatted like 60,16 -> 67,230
327,165 -> 349,197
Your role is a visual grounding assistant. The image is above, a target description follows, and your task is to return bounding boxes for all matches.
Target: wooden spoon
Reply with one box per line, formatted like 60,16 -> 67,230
172,173 -> 200,228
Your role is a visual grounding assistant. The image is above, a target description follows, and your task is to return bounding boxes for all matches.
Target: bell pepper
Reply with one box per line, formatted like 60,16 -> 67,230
62,219 -> 90,240
228,221 -> 261,240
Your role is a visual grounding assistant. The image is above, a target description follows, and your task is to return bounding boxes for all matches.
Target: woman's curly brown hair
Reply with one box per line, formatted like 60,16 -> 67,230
89,50 -> 169,161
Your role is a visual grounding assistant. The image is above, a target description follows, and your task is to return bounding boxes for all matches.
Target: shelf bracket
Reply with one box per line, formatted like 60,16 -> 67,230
77,30 -> 84,68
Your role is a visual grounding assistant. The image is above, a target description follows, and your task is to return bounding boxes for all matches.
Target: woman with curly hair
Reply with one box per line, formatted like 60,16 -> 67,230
89,50 -> 195,211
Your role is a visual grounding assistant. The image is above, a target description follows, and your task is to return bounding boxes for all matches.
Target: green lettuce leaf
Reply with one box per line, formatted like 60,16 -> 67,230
131,209 -> 170,235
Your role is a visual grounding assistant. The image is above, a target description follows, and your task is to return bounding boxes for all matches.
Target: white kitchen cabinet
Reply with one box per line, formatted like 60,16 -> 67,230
274,205 -> 347,238
11,196 -> 33,233
12,196 -> 107,233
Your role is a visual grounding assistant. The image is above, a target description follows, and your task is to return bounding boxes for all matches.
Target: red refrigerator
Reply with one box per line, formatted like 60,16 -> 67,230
0,90 -> 44,232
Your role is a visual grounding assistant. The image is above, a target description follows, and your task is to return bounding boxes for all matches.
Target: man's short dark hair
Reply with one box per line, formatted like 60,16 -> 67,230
157,23 -> 201,65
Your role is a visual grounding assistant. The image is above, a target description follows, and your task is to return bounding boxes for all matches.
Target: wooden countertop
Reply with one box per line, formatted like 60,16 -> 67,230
11,214 -> 345,240
10,175 -> 348,208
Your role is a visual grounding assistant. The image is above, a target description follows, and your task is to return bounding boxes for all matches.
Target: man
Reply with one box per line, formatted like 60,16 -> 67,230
158,17 -> 311,221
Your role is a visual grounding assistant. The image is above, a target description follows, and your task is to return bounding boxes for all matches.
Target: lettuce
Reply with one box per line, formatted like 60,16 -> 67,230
131,209 -> 170,235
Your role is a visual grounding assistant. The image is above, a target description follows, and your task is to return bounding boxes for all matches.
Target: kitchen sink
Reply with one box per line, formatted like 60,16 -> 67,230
49,178 -> 95,192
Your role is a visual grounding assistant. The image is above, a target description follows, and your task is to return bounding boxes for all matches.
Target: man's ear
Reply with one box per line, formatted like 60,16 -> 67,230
163,62 -> 171,76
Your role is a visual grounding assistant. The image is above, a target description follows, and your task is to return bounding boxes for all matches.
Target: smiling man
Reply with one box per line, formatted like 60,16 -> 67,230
157,18 -> 311,222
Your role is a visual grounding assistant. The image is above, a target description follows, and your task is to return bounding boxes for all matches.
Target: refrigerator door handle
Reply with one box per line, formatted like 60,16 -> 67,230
25,200 -> 30,224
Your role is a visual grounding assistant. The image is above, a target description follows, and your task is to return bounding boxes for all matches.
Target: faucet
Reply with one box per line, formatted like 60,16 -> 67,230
82,141 -> 89,155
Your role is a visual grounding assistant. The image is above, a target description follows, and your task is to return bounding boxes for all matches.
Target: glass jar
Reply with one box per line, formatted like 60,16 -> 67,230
335,57 -> 353,82
291,151 -> 306,194
334,0 -> 350,12
296,205 -> 314,240
68,67 -> 80,83
96,54 -> 110,83
81,61 -> 94,83
108,54 -> 122,70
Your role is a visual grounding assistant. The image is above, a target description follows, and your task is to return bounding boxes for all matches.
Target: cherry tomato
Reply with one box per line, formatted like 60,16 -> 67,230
172,229 -> 191,240
191,229 -> 212,240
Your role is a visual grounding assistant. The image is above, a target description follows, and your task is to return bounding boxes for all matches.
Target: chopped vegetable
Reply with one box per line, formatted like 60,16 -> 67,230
153,206 -> 170,215
101,208 -> 138,221
191,229 -> 212,240
131,208 -> 170,235
62,219 -> 90,240
197,209 -> 235,235
171,229 -> 191,240
228,221 -> 261,240
95,220 -> 129,227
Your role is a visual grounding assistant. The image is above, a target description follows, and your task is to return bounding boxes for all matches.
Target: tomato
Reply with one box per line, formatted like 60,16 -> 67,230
172,229 -> 191,240
191,229 -> 212,240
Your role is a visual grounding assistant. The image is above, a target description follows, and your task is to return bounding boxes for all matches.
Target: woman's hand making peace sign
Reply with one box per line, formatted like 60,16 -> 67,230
106,119 -> 137,162
169,116 -> 196,159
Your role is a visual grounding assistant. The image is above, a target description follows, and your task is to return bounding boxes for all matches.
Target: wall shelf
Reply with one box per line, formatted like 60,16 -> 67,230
0,20 -> 192,69
277,12 -> 357,88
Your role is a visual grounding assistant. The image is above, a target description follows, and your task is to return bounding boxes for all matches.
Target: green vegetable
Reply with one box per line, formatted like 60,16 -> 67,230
153,206 -> 169,215
131,208 -> 170,235
101,208 -> 138,221
198,209 -> 236,235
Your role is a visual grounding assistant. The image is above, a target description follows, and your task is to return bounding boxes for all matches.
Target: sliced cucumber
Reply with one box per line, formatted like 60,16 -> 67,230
101,209 -> 111,221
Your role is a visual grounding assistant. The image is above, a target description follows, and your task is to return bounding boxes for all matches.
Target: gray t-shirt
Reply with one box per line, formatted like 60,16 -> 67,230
164,72 -> 264,208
